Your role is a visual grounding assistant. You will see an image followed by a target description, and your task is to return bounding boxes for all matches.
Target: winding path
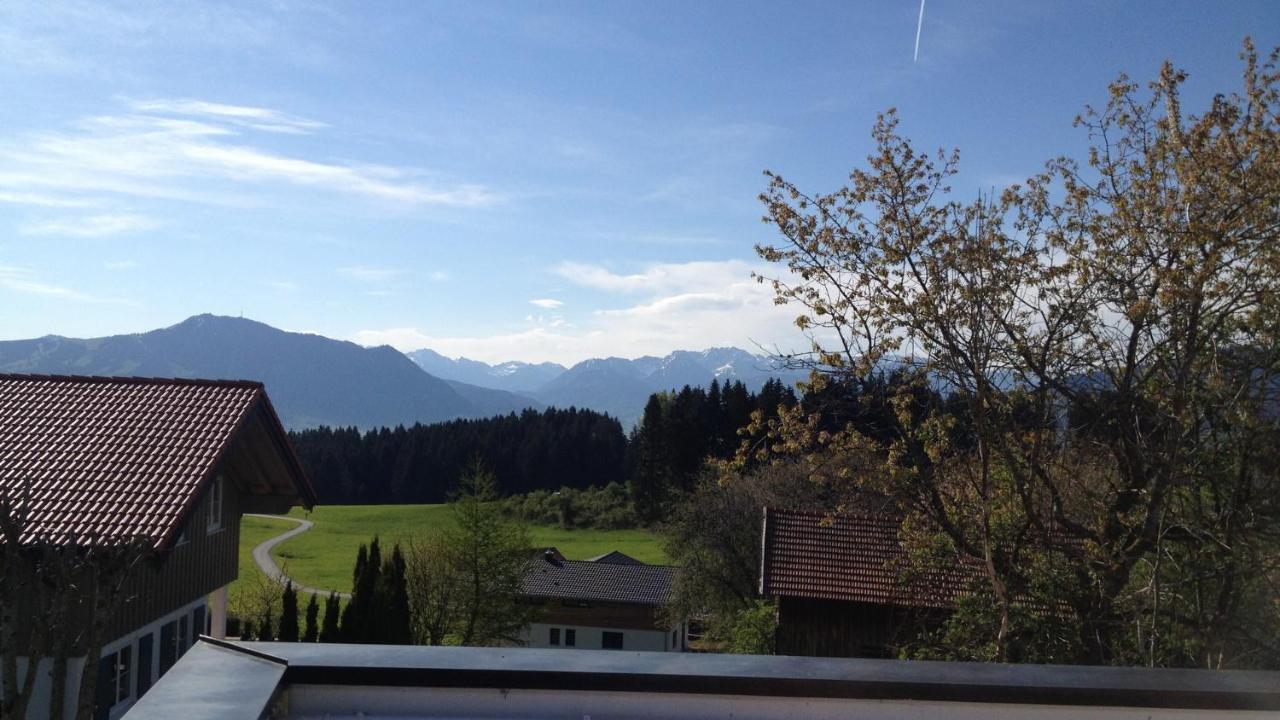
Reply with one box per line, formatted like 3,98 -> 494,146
246,513 -> 351,599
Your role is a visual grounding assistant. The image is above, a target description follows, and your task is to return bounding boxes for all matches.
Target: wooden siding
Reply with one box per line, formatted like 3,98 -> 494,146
774,596 -> 945,658
104,466 -> 242,643
532,599 -> 663,631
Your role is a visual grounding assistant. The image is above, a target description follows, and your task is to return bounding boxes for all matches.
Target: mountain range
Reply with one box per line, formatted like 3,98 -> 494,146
408,346 -> 809,426
0,315 -> 539,429
0,315 -> 805,430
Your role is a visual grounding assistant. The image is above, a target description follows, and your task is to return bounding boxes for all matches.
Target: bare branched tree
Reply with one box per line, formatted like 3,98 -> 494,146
1,481 -> 153,720
748,40 -> 1280,666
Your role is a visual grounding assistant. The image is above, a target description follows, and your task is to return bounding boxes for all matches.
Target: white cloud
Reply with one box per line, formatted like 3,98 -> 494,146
529,298 -> 563,309
104,260 -> 138,270
556,259 -> 763,294
0,102 -> 501,210
128,99 -> 327,134
21,213 -> 159,238
356,259 -> 809,365
338,266 -> 404,283
0,265 -> 102,302
0,191 -> 98,208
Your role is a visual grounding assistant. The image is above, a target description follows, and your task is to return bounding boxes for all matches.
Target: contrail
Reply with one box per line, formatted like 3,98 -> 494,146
913,0 -> 925,62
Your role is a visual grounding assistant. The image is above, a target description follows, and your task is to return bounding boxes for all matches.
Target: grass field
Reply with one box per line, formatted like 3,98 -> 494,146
242,504 -> 668,596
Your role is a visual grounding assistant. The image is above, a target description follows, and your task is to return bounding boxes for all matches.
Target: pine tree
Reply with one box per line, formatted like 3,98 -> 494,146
449,463 -> 536,646
278,581 -> 300,642
342,537 -> 384,642
339,601 -> 356,642
320,592 -> 340,643
383,544 -> 412,644
303,593 -> 320,642
628,394 -> 669,523
706,379 -> 724,454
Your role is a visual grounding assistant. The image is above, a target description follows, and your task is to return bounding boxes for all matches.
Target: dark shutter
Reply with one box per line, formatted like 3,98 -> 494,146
159,621 -> 176,675
94,654 -> 114,720
193,606 -> 207,640
565,629 -> 576,647
602,631 -> 623,650
137,633 -> 154,696
549,627 -> 560,645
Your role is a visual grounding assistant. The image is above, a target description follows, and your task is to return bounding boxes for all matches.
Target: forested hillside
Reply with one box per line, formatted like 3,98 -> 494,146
287,378 -> 802,510
627,378 -> 797,521
290,407 -> 627,503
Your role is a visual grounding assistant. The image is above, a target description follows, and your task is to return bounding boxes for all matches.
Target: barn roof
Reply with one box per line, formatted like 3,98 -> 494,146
759,507 -> 975,610
523,551 -> 675,606
0,373 -> 315,549
586,550 -> 644,565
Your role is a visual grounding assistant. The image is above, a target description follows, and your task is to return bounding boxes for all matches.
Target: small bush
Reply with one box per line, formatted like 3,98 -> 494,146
499,482 -> 640,530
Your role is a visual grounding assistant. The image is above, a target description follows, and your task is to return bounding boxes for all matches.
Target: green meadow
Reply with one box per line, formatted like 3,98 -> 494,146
238,504 -> 668,597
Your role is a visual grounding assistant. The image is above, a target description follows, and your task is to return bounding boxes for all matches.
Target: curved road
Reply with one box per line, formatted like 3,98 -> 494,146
246,513 -> 351,599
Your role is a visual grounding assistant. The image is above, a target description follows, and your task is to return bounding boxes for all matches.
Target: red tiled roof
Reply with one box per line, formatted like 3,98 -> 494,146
0,373 -> 311,548
760,508 -> 976,610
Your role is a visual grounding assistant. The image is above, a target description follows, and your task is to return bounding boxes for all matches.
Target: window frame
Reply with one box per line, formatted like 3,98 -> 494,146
565,628 -> 576,647
549,627 -> 560,646
113,645 -> 133,705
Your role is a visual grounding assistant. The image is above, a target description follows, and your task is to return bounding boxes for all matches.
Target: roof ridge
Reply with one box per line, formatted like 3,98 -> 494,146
766,506 -> 902,523
0,373 -> 265,390
555,557 -> 677,570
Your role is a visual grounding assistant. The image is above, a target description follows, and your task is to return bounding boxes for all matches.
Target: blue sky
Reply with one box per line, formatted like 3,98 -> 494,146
1,1 -> 1276,365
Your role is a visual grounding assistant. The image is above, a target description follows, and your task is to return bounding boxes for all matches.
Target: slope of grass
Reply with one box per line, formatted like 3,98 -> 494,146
245,504 -> 667,596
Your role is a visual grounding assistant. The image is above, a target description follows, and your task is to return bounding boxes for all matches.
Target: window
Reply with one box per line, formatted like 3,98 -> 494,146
96,645 -> 133,719
206,475 -> 224,533
136,634 -> 153,697
114,645 -> 132,705
193,606 -> 207,640
549,627 -> 560,646
602,631 -> 623,650
672,629 -> 678,649
565,629 -> 576,647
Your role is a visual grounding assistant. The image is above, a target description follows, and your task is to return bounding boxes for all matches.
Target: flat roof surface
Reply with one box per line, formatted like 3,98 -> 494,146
123,638 -> 1280,719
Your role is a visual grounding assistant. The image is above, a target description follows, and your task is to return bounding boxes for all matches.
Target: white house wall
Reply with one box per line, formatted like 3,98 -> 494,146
5,594 -> 211,720
523,623 -> 682,652
285,684 -> 1279,720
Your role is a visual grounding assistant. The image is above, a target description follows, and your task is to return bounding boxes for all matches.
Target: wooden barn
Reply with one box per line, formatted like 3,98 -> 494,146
759,507 -> 973,658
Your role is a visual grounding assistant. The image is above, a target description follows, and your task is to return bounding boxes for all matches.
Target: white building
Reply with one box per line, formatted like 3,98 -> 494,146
520,549 -> 686,652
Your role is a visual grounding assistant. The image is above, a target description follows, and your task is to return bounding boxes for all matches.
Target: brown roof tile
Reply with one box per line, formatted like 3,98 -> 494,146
760,508 -> 977,610
0,373 -> 308,548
